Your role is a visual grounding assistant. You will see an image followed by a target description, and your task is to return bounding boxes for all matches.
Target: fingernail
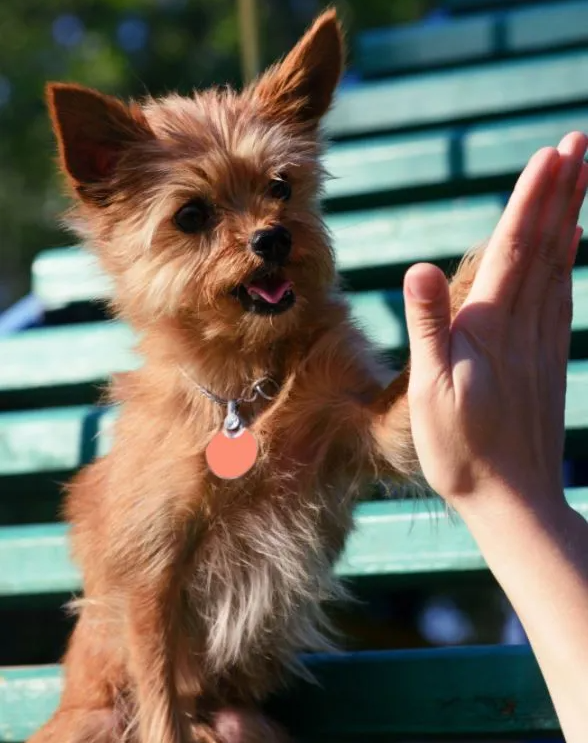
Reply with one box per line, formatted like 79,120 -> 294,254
558,131 -> 588,154
405,265 -> 442,302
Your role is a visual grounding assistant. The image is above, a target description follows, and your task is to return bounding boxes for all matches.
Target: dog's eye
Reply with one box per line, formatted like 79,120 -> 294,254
267,178 -> 291,202
173,199 -> 212,233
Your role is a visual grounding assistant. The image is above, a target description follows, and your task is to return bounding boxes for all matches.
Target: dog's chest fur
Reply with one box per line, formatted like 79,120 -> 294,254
181,391 -> 366,694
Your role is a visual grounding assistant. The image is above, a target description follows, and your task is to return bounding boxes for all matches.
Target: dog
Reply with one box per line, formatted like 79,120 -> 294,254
33,10 -> 477,743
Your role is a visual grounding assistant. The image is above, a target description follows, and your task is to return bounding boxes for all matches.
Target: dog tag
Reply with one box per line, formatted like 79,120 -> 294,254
206,428 -> 258,479
205,401 -> 258,479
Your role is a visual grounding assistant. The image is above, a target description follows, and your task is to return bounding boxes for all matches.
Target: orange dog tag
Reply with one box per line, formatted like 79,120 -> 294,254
206,428 -> 258,479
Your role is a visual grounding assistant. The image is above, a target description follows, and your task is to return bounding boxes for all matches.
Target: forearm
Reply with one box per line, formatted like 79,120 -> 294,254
457,494 -> 588,742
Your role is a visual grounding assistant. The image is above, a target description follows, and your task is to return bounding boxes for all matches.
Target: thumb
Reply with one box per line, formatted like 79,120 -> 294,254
404,264 -> 451,389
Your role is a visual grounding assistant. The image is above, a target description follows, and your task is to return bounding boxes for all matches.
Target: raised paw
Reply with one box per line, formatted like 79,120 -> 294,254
449,244 -> 485,317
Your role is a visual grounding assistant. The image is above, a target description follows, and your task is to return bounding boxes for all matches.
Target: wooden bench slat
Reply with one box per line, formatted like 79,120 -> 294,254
0,523 -> 78,596
509,0 -> 588,54
357,15 -> 495,78
0,644 -> 558,741
0,323 -> 139,396
32,248 -> 112,311
327,49 -> 588,138
357,0 -> 588,78
466,111 -> 588,177
1,489 -> 587,598
0,406 -> 115,476
0,665 -> 62,743
326,108 -> 588,200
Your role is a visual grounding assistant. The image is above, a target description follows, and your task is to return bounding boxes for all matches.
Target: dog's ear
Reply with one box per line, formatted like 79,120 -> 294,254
46,83 -> 153,194
253,9 -> 344,128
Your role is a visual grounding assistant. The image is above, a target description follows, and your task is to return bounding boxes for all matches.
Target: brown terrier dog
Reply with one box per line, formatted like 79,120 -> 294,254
34,9 -> 476,743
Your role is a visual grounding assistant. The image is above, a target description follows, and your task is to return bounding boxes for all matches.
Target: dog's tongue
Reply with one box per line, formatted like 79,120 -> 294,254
247,276 -> 292,304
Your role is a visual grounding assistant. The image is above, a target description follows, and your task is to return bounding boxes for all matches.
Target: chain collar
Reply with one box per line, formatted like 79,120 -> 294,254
180,370 -> 281,436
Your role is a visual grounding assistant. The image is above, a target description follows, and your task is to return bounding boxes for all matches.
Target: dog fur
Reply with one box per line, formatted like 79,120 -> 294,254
32,10 -> 478,743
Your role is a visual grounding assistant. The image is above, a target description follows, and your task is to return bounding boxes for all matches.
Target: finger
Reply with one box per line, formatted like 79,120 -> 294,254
463,147 -> 560,314
568,225 -> 584,272
517,132 -> 587,309
541,163 -> 587,363
556,161 -> 588,273
404,264 -> 451,393
551,226 -> 583,372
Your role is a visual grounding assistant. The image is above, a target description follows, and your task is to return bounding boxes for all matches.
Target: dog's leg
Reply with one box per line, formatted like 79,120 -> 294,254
369,247 -> 484,479
28,613 -> 125,743
126,575 -> 189,743
28,709 -> 122,743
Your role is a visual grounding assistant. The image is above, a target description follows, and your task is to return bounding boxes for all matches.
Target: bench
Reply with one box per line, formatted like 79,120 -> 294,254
0,644 -> 560,741
2,0 -> 587,739
328,49 -> 588,139
5,490 -> 588,738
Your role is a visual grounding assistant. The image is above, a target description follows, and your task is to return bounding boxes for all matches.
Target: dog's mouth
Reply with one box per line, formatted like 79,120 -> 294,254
232,268 -> 296,315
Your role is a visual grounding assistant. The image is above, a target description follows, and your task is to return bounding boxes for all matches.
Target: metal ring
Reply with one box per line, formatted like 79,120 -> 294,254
252,377 -> 280,401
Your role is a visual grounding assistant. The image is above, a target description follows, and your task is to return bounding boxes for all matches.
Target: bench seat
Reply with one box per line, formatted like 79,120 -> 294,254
0,643 -> 559,741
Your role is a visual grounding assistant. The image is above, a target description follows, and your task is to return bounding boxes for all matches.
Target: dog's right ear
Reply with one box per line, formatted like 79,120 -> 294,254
46,83 -> 153,195
253,9 -> 344,130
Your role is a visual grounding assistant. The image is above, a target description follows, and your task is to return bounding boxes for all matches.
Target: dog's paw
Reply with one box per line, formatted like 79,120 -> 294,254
449,243 -> 486,316
209,707 -> 291,743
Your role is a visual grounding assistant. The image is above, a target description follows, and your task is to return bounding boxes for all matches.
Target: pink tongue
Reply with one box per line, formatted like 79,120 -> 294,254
247,279 -> 292,304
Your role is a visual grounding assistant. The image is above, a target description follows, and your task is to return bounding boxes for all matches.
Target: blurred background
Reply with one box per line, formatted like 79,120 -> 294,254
0,0 -> 439,313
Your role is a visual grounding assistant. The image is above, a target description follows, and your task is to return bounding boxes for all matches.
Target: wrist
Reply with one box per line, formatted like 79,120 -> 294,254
452,482 -> 573,538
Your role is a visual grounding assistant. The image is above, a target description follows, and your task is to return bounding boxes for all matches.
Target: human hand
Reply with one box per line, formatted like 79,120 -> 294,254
404,132 -> 588,515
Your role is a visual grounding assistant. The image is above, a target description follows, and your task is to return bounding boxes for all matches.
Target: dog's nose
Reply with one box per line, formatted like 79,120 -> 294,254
250,226 -> 292,264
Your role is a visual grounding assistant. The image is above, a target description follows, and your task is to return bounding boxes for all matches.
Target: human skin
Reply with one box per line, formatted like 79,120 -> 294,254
403,131 -> 588,742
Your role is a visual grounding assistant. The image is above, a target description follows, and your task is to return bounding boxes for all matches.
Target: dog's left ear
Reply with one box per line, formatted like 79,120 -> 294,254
46,82 -> 154,197
253,9 -> 344,128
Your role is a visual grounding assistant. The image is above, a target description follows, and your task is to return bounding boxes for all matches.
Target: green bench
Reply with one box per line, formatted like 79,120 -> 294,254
5,490 -> 588,738
0,644 -> 560,741
3,1 -> 588,739
327,109 -> 588,205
